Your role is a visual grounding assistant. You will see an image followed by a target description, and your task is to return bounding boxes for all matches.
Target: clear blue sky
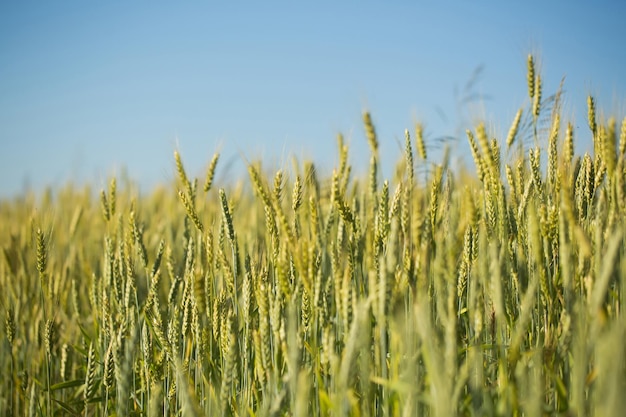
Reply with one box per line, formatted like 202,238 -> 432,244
1,1 -> 625,197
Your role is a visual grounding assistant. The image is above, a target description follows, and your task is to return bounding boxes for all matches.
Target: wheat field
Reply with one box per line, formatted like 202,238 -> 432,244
1,55 -> 625,416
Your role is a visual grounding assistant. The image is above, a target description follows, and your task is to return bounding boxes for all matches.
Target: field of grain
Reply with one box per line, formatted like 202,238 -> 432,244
1,56 -> 625,416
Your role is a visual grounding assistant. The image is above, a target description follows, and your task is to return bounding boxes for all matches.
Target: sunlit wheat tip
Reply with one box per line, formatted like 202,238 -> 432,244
36,228 -> 47,277
204,152 -> 220,193
533,74 -> 542,118
219,188 -> 236,243
44,319 -> 54,357
103,342 -> 115,391
587,95 -> 597,137
178,189 -> 204,232
527,54 -> 535,100
174,149 -> 192,193
109,177 -> 117,217
564,122 -> 574,165
292,175 -> 303,212
273,170 -> 284,204
100,189 -> 110,222
363,111 -> 379,155
466,129 -> 485,181
604,117 -> 617,175
404,128 -> 415,183
416,122 -> 427,160
548,113 -> 560,186
506,108 -> 523,148
84,342 -> 97,402
5,309 -> 15,347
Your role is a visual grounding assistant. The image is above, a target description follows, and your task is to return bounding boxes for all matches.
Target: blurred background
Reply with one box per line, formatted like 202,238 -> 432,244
1,1 -> 625,197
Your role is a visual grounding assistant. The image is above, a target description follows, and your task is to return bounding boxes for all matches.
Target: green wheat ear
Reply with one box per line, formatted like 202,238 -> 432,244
527,54 -> 535,100
548,113 -> 560,188
103,341 -> 116,392
415,123 -> 427,160
204,152 -> 220,193
588,95 -> 597,139
84,342 -> 97,405
363,111 -> 379,156
292,175 -> 303,212
5,309 -> 15,347
506,108 -> 523,149
532,74 -> 542,120
100,189 -> 110,222
36,228 -> 47,278
109,177 -> 116,217
174,149 -> 192,194
603,117 -> 617,176
404,129 -> 414,183
564,122 -> 574,166
466,129 -> 485,182
248,162 -> 272,208
219,188 -> 235,243
178,189 -> 204,232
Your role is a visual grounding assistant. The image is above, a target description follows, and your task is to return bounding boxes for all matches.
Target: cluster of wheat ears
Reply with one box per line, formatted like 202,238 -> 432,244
1,55 -> 625,416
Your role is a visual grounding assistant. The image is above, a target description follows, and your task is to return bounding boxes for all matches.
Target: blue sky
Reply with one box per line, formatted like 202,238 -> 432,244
1,2 -> 625,197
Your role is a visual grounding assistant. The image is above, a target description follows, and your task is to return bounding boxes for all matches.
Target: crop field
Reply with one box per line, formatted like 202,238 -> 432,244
1,56 -> 625,416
